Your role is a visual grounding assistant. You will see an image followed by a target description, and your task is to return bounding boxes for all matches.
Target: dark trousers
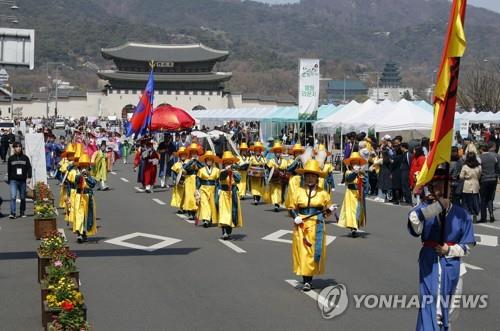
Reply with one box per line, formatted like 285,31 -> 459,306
10,180 -> 26,215
480,181 -> 496,221
368,171 -> 378,195
222,225 -> 232,235
0,143 -> 7,161
401,171 -> 412,204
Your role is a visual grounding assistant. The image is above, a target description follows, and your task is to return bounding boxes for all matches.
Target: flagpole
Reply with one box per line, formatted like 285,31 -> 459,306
148,60 -> 155,135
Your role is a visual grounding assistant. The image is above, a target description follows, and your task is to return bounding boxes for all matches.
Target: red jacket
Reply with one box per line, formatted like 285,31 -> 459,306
409,155 -> 426,189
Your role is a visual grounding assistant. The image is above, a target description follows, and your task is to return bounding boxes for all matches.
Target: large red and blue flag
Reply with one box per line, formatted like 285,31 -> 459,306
126,69 -> 155,137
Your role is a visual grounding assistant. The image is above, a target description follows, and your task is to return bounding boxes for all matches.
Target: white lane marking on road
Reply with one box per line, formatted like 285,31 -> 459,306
474,234 -> 498,247
105,232 -> 182,252
57,228 -> 67,240
134,186 -> 145,192
331,223 -> 365,233
16,198 -> 33,202
111,171 -> 117,175
152,198 -> 166,205
476,223 -> 500,231
463,263 -> 484,271
176,213 -> 195,224
218,239 -> 247,253
262,230 -> 335,246
285,279 -> 319,301
120,177 -> 129,183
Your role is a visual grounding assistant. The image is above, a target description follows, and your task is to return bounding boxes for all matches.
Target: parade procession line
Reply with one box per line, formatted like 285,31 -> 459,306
120,177 -> 129,182
218,239 -> 247,253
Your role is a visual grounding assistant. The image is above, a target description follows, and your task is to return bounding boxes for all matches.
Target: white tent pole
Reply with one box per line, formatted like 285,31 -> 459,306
340,128 -> 344,173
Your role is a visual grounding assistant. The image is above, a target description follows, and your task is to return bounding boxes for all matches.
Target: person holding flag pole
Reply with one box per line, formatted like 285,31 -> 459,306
409,1 -> 476,330
126,62 -> 155,139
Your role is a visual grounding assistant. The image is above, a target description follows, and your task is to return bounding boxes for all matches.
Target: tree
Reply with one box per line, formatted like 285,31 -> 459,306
402,90 -> 413,101
458,69 -> 500,113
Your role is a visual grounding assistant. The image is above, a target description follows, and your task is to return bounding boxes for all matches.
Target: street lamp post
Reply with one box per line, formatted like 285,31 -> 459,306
343,75 -> 346,103
46,62 -> 71,118
10,85 -> 13,119
54,65 -> 59,118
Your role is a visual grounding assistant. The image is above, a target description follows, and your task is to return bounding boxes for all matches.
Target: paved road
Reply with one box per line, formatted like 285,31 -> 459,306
0,162 -> 499,330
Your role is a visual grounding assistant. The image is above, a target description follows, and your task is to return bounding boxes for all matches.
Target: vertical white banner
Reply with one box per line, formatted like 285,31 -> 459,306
298,59 -> 320,117
459,119 -> 469,138
24,133 -> 47,186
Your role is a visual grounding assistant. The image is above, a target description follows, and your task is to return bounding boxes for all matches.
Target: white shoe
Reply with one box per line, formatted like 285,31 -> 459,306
160,178 -> 165,188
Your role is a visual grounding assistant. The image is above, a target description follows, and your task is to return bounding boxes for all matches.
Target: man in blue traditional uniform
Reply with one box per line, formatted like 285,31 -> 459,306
408,165 -> 475,331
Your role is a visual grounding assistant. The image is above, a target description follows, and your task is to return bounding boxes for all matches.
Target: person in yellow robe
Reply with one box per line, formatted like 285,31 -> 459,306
91,141 -> 109,191
315,144 -> 335,201
266,142 -> 289,212
217,151 -> 243,240
289,159 -> 335,291
170,147 -> 188,213
65,143 -> 83,226
196,151 -> 220,228
58,143 -> 75,210
182,143 -> 203,220
69,153 -> 97,243
249,141 -> 266,205
338,152 -> 368,238
285,143 -> 305,209
236,143 -> 250,199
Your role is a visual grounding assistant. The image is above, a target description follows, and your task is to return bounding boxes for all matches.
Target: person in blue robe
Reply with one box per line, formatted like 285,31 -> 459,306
408,173 -> 475,331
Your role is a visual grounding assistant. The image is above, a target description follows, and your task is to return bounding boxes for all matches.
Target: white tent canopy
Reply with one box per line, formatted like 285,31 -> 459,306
313,99 -> 434,134
456,111 -> 500,123
313,100 -> 360,133
188,107 -> 278,127
376,100 -> 434,132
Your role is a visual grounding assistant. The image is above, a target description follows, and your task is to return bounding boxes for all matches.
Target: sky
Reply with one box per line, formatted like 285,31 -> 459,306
257,0 -> 500,13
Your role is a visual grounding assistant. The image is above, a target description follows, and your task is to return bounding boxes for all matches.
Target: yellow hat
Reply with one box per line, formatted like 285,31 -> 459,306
175,147 -> 188,157
73,143 -> 83,160
289,143 -> 305,155
221,151 -> 239,164
343,152 -> 367,166
77,153 -> 91,167
296,159 -> 325,177
314,144 -> 332,156
270,142 -> 284,153
199,150 -> 221,163
187,143 -> 203,156
250,141 -> 264,152
239,142 -> 249,150
61,143 -> 75,158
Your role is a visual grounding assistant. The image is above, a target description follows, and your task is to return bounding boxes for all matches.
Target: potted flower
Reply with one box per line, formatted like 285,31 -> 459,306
34,202 -> 58,240
34,181 -> 55,204
43,277 -> 86,328
38,231 -> 67,282
47,304 -> 90,331
43,248 -> 79,285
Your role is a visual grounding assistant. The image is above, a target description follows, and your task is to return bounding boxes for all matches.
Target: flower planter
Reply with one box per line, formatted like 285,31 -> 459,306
40,278 -> 79,322
34,218 -> 57,240
42,301 -> 87,330
43,266 -> 79,285
37,251 -> 51,283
